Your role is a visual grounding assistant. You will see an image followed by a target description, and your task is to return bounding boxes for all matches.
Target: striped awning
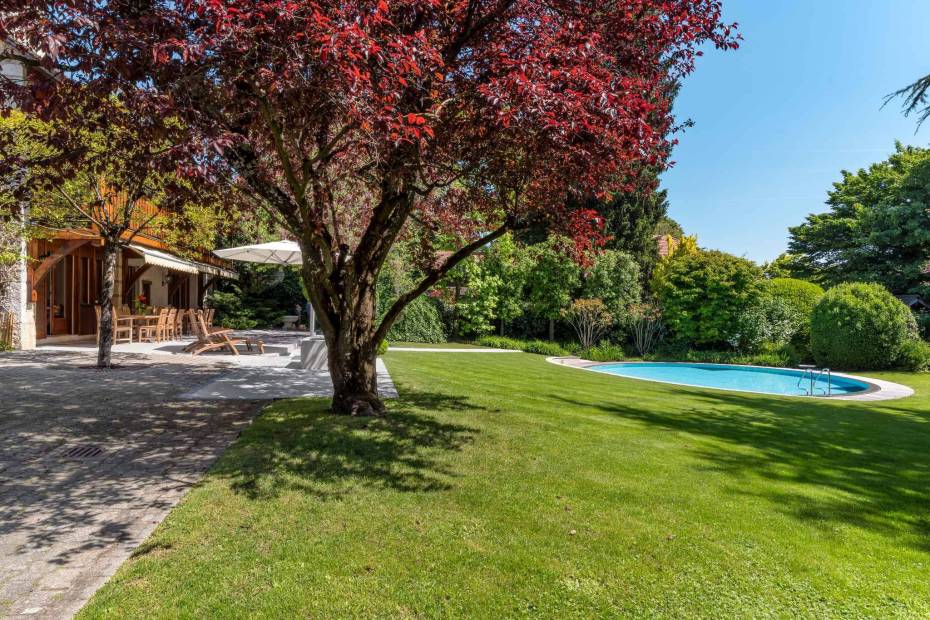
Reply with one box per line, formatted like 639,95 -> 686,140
128,244 -> 238,280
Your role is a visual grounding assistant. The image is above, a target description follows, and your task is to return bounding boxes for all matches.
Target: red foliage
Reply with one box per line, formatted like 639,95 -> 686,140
2,1 -> 737,406
2,0 -> 737,258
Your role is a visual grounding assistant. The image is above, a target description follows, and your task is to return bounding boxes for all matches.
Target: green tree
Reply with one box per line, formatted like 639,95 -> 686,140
455,259 -> 502,337
524,238 -> 581,341
656,250 -> 763,347
0,103 -> 223,367
788,143 -> 930,294
761,253 -> 805,279
580,250 -> 641,327
653,215 -> 684,239
588,189 -> 670,283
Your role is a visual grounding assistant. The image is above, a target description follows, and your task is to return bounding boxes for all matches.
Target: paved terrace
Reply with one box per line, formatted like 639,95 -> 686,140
0,334 -> 396,619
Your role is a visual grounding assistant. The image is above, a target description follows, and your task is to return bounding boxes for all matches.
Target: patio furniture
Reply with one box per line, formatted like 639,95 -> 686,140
204,308 -> 216,327
184,310 -> 264,355
165,308 -> 178,340
137,308 -> 169,342
95,305 -> 133,344
174,308 -> 185,337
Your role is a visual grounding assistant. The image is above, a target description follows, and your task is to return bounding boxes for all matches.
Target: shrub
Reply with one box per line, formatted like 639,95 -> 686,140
562,298 -> 613,348
580,341 -> 626,362
810,283 -> 918,370
628,302 -> 664,356
475,335 -> 569,356
655,250 -> 763,347
915,312 -> 930,341
206,288 -> 259,330
385,295 -> 446,343
580,250 -> 641,326
898,339 -> 930,372
730,295 -> 797,353
648,342 -> 801,368
376,339 -> 389,355
764,277 -> 824,350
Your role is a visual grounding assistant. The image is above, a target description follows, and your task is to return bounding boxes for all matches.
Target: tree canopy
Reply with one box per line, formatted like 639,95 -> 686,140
1,0 -> 737,413
788,143 -> 930,294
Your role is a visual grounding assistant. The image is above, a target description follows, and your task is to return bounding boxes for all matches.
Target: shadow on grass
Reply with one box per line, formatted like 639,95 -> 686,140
550,386 -> 930,551
213,390 -> 482,501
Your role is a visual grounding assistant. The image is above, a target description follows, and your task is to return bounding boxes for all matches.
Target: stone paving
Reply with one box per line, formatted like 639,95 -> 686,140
0,351 -> 262,619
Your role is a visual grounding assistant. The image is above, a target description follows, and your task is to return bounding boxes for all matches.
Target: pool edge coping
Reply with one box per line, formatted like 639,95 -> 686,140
545,357 -> 915,402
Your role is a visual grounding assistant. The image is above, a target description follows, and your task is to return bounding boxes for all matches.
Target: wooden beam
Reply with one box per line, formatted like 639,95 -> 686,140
199,275 -> 217,304
122,263 -> 151,300
32,239 -> 90,290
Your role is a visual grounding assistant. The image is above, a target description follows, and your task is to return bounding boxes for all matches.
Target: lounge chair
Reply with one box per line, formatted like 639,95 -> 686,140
184,310 -> 264,355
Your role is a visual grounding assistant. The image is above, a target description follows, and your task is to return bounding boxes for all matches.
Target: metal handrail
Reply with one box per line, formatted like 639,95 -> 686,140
797,365 -> 831,396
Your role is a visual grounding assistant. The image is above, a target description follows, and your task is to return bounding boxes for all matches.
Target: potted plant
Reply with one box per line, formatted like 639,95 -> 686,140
133,294 -> 148,315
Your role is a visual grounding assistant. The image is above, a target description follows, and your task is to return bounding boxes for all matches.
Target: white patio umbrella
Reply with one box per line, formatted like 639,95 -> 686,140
214,239 -> 316,334
213,239 -> 302,265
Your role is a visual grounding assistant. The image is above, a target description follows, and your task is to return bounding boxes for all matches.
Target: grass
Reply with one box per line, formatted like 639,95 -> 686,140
78,353 -> 930,618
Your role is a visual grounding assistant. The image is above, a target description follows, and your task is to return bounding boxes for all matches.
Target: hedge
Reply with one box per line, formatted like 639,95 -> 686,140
385,296 -> 447,343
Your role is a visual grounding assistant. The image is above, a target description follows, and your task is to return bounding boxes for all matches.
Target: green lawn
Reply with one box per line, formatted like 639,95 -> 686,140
79,353 -> 930,618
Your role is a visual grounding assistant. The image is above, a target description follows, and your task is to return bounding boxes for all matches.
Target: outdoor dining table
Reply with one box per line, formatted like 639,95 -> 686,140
121,314 -> 159,343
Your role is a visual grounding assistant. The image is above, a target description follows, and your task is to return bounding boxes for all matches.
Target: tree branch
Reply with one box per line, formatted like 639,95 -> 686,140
373,221 -> 512,344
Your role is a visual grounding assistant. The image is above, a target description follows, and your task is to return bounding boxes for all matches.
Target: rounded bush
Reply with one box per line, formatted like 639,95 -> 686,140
810,283 -> 918,369
385,295 -> 446,343
655,250 -> 763,347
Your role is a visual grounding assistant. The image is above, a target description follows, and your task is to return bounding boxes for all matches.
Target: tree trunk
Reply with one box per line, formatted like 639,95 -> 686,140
548,318 -> 554,342
309,266 -> 385,416
327,335 -> 383,416
97,238 -> 119,368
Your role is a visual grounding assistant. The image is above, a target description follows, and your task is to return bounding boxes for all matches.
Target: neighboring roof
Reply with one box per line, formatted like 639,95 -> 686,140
654,234 -> 676,258
896,294 -> 930,310
129,243 -> 238,280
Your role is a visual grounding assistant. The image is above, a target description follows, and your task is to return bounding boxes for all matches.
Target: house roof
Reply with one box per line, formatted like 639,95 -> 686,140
896,294 -> 930,310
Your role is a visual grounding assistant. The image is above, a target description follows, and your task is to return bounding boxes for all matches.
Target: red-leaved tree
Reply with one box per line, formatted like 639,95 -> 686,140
1,0 -> 737,415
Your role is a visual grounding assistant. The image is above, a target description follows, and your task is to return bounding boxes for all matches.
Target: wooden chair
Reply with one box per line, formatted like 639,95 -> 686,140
184,310 -> 264,355
174,308 -> 185,337
138,308 -> 169,342
95,305 -> 133,344
165,308 -> 178,340
204,308 -> 216,327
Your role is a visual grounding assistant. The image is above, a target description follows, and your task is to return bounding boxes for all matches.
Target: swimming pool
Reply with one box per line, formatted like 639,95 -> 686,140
589,362 -> 873,397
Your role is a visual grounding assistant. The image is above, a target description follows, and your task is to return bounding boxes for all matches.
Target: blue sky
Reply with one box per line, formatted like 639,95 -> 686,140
663,0 -> 930,263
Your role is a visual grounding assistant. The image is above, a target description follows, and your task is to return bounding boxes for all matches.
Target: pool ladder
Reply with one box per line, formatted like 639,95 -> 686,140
797,365 -> 831,396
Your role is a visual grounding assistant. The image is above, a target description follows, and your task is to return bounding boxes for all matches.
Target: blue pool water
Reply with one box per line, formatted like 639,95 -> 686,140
590,362 -> 872,397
